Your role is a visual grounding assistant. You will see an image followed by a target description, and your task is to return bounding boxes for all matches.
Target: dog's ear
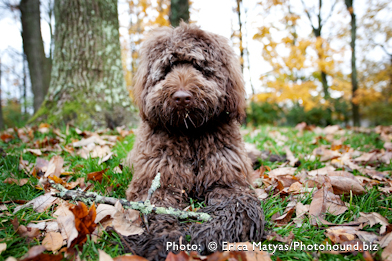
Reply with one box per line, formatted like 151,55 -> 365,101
220,39 -> 247,123
133,27 -> 173,121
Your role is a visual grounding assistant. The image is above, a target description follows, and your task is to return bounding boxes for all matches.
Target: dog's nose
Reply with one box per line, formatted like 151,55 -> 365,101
172,90 -> 192,107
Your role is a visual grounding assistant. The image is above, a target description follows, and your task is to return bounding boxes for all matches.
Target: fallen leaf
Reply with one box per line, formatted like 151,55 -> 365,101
0,243 -> 6,255
165,251 -> 189,261
87,168 -> 109,183
328,175 -> 365,195
112,201 -> 143,236
382,240 -> 392,261
284,147 -> 299,167
268,167 -> 297,177
3,178 -> 29,186
11,217 -> 40,240
325,226 -> 357,244
42,232 -> 64,252
384,142 -> 392,151
56,204 -> 78,247
308,166 -> 335,176
21,245 -> 46,259
380,232 -> 392,248
309,182 -> 348,224
98,152 -> 114,165
99,249 -> 114,261
1,133 -> 14,142
68,202 -> 97,249
114,255 -> 149,261
44,156 -> 64,178
360,212 -> 390,234
13,193 -> 57,214
266,231 -> 294,243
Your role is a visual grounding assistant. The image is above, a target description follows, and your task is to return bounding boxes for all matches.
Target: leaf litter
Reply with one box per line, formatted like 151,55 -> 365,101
1,123 -> 392,260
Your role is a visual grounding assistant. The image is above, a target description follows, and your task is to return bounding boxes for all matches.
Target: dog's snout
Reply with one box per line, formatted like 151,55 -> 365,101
172,90 -> 192,107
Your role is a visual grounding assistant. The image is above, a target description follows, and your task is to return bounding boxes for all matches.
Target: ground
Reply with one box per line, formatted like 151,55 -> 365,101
0,124 -> 391,261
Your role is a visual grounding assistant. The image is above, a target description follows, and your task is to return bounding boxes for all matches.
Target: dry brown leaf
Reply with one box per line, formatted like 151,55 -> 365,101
165,251 -> 190,261
114,256 -> 149,261
44,156 -> 64,178
239,242 -> 272,261
11,217 -> 40,240
324,125 -> 340,135
4,178 -> 29,186
384,142 -> 392,151
0,243 -> 6,255
91,145 -> 112,159
328,176 -> 365,195
21,245 -> 47,259
295,202 -> 310,218
313,147 -> 341,162
288,182 -> 303,193
42,232 -> 64,251
380,232 -> 392,248
24,149 -> 42,156
95,204 -> 116,223
99,249 -> 114,261
1,133 -> 14,142
325,226 -> 357,244
360,212 -> 390,234
13,193 -> 57,214
284,147 -> 299,167
112,201 -> 143,236
87,168 -> 109,183
67,202 -> 97,250
98,152 -> 114,165
382,240 -> 392,261
354,152 -> 378,162
309,182 -> 348,224
355,231 -> 379,243
363,169 -> 389,181
56,203 -> 78,247
268,167 -> 297,177
266,231 -> 294,244
254,188 -> 268,200
308,166 -> 336,176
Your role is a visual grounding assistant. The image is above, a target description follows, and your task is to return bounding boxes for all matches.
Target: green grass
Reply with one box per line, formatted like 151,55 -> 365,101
0,125 -> 391,260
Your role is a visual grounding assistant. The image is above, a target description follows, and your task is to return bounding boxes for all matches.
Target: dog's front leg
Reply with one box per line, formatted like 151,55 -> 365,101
126,124 -> 195,209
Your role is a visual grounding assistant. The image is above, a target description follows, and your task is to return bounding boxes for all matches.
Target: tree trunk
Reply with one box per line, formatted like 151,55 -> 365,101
20,0 -> 51,113
34,0 -> 132,128
170,0 -> 189,27
236,0 -> 244,73
0,58 -> 4,130
345,0 -> 360,126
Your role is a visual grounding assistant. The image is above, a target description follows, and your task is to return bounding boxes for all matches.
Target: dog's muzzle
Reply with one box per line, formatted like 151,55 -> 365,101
172,90 -> 193,108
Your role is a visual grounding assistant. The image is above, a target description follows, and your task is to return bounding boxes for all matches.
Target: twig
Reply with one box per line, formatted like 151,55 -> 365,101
48,179 -> 212,222
143,172 -> 161,231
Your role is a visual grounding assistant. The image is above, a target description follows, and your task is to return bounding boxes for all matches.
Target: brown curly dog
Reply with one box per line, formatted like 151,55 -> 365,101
123,23 -> 264,260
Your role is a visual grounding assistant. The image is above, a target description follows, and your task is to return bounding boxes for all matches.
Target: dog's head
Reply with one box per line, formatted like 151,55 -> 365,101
133,23 -> 246,130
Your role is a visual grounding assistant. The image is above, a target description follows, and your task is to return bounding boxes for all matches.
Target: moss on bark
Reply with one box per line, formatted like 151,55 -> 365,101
34,0 -> 137,128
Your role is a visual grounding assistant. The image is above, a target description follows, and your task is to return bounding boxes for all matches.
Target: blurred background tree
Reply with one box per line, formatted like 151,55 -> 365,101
20,0 -> 51,113
0,0 -> 391,128
33,0 -> 134,128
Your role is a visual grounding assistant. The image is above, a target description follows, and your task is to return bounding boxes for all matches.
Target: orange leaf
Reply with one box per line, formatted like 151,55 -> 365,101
87,168 -> 109,183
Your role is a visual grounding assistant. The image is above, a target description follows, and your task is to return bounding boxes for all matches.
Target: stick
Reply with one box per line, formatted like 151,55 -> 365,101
48,179 -> 212,222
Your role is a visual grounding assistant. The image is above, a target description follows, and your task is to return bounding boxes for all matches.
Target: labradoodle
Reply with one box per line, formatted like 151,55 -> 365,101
123,23 -> 264,260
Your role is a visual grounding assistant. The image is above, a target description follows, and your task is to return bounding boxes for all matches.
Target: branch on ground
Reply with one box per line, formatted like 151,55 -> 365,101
48,173 -> 212,222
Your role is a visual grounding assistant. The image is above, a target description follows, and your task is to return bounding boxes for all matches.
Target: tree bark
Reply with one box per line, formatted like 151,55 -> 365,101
345,0 -> 360,126
20,0 -> 51,113
236,0 -> 244,73
35,0 -> 132,128
170,0 -> 189,27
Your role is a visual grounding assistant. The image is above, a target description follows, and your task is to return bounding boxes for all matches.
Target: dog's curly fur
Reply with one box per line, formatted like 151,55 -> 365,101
123,23 -> 264,260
